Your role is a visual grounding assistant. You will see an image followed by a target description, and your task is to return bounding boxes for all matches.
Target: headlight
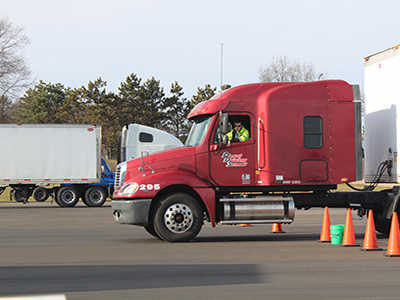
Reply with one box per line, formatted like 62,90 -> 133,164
118,182 -> 139,195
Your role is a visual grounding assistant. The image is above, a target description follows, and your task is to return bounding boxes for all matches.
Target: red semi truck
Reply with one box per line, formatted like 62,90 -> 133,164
112,80 -> 399,242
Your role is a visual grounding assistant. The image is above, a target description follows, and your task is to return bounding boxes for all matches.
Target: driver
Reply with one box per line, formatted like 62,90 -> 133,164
227,121 -> 249,146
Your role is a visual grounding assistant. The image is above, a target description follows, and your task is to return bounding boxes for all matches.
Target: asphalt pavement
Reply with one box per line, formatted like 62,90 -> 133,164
1,201 -> 399,300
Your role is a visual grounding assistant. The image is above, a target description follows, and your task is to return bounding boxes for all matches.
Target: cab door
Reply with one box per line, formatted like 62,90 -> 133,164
209,115 -> 256,186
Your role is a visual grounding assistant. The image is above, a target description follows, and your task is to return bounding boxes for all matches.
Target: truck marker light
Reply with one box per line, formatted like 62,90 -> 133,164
210,144 -> 218,151
341,178 -> 349,183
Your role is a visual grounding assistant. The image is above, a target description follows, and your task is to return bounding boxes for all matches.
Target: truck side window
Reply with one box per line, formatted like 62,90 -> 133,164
304,116 -> 322,149
139,132 -> 154,143
213,115 -> 251,144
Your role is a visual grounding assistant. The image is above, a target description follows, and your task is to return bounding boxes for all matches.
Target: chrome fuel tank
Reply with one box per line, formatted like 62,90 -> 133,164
220,195 -> 295,225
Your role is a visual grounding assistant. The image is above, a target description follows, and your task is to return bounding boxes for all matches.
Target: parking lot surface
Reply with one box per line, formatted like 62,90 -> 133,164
1,202 -> 399,300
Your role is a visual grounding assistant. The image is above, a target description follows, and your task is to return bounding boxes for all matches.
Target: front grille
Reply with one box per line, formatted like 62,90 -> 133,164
114,164 -> 122,190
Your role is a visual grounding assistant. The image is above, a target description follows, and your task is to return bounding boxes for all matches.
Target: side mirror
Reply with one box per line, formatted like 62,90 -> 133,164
220,113 -> 229,134
221,134 -> 228,145
101,165 -> 105,173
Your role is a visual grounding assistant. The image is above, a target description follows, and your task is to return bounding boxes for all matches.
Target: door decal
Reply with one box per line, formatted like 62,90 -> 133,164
221,151 -> 248,168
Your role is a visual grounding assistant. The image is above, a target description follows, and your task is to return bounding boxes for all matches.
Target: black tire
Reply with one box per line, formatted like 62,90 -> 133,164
56,187 -> 79,207
374,207 -> 400,237
12,189 -> 26,202
144,223 -> 162,240
374,209 -> 390,236
83,187 -> 107,207
153,193 -> 203,242
32,187 -> 49,202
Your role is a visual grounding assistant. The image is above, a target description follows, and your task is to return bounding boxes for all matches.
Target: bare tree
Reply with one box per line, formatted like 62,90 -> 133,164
259,55 -> 317,82
0,17 -> 32,102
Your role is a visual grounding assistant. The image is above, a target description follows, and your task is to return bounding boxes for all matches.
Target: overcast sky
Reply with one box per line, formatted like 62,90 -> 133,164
1,0 -> 399,98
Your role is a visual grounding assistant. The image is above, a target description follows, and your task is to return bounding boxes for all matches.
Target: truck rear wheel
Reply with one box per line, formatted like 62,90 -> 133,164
32,187 -> 49,202
84,187 -> 107,207
153,193 -> 203,242
56,187 -> 79,207
374,208 -> 400,237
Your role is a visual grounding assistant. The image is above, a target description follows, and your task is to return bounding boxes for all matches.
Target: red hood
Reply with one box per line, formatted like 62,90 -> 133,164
125,146 -> 196,181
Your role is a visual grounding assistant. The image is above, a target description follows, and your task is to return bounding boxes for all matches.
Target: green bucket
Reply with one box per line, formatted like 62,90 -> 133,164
330,224 -> 345,245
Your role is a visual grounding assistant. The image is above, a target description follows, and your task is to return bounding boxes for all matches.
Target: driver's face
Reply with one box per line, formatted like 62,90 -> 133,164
234,123 -> 242,132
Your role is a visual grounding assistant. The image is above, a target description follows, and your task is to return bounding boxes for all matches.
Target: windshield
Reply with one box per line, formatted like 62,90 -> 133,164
102,159 -> 112,173
185,115 -> 212,147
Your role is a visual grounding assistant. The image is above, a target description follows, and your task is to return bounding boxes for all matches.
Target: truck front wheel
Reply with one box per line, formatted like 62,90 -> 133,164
56,187 -> 79,207
144,223 -> 162,240
84,187 -> 107,207
153,193 -> 203,242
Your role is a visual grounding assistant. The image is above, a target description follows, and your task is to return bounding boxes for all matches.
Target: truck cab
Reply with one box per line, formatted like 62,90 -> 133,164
118,123 -> 183,163
112,80 -> 365,242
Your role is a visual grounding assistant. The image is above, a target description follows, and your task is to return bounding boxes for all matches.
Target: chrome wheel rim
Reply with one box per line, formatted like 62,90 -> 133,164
164,203 -> 193,233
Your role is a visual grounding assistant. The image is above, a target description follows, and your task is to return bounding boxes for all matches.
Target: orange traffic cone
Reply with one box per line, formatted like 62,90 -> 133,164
341,208 -> 359,247
271,223 -> 285,233
318,206 -> 331,243
384,212 -> 400,257
360,209 -> 382,251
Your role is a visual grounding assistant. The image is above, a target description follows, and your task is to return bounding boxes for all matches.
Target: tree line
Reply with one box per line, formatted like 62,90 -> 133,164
7,76 -> 218,158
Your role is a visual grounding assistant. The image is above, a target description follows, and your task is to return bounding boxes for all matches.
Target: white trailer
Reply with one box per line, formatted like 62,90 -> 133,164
364,44 -> 400,183
0,124 -> 114,207
118,124 -> 183,163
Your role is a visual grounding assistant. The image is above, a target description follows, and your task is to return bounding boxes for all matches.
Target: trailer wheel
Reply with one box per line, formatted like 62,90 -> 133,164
153,193 -> 203,242
56,187 -> 79,207
12,189 -> 26,202
84,187 -> 107,207
32,187 -> 49,202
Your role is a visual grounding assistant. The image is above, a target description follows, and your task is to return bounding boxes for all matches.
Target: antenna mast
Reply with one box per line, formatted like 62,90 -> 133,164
220,43 -> 223,91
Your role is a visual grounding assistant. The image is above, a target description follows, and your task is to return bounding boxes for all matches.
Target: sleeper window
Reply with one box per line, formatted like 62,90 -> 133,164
304,116 -> 322,149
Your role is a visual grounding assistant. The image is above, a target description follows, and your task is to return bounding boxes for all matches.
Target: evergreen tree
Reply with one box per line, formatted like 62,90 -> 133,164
81,78 -> 120,158
118,74 -> 164,127
191,84 -> 217,106
14,81 -> 67,123
162,81 -> 192,142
